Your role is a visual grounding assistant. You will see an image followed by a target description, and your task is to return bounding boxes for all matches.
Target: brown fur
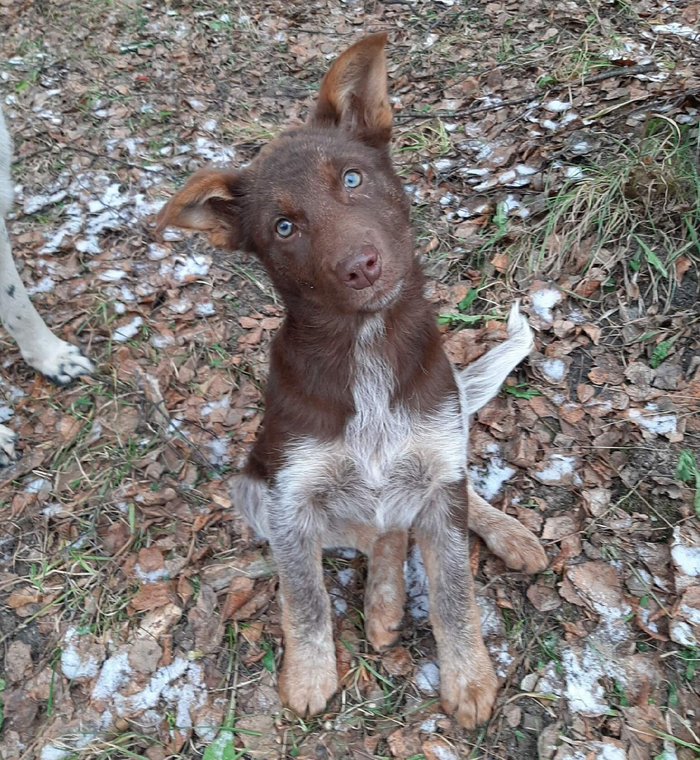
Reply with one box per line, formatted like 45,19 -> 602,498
157,33 -> 547,728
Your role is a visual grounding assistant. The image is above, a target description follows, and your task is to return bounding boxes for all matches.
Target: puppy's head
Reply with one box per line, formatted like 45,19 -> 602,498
156,34 -> 413,314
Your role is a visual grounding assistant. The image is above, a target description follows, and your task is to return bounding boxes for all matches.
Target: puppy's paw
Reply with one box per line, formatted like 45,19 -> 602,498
366,599 -> 403,651
279,643 -> 338,717
25,340 -> 94,386
440,647 -> 498,729
483,517 -> 548,574
0,423 -> 19,466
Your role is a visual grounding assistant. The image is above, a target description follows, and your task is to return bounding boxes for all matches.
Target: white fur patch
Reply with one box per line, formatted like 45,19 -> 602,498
270,315 -> 467,538
232,306 -> 533,547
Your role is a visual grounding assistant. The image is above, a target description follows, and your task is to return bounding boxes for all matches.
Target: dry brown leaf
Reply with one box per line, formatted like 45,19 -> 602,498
6,588 -> 41,609
387,728 -> 422,758
130,582 -> 176,612
423,738 -> 459,760
382,647 -> 413,677
221,576 -> 255,620
527,583 -> 562,612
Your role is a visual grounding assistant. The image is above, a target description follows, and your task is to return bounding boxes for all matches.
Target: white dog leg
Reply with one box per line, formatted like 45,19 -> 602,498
0,107 -> 94,386
0,219 -> 94,384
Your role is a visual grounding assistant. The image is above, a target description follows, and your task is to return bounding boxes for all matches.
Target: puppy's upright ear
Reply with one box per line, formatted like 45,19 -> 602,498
308,33 -> 392,148
155,168 -> 248,250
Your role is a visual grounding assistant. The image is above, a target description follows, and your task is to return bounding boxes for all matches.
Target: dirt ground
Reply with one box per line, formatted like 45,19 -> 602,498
1,1 -> 699,759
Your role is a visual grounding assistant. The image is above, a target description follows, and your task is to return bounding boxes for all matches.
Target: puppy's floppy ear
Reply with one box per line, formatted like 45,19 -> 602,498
155,168 -> 247,250
308,33 -> 392,148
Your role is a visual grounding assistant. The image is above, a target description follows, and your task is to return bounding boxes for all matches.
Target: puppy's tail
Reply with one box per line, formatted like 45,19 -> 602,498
0,106 -> 13,217
458,301 -> 534,416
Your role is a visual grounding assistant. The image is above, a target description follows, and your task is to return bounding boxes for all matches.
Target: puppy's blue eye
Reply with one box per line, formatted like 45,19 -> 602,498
276,219 -> 294,238
343,170 -> 362,188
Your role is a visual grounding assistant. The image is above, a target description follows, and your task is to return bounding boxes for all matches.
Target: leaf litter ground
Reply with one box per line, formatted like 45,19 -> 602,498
0,1 -> 699,759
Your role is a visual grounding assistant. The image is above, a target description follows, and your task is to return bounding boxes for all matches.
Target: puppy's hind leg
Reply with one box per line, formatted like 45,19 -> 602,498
365,529 -> 407,651
467,483 -> 547,573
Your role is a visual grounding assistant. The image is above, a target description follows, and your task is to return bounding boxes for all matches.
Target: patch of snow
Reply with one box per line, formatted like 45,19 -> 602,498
332,595 -> 347,615
652,23 -> 699,40
561,645 -> 609,716
545,100 -> 572,112
114,657 -> 189,716
201,397 -> 230,416
530,288 -> 562,323
92,651 -> 133,701
415,661 -> 440,694
540,358 -> 566,382
61,628 -> 101,680
135,564 -> 169,583
112,316 -> 143,342
671,527 -> 700,577
669,620 -> 697,647
337,568 -> 355,587
628,405 -> 677,436
426,745 -> 458,760
27,276 -> 55,295
535,455 -> 579,485
42,503 -> 64,517
420,715 -> 442,733
23,190 -> 67,215
596,744 -> 626,760
174,254 -> 210,282
404,544 -> 430,619
193,137 -> 236,166
571,141 -> 591,155
196,302 -> 216,316
207,436 -> 231,466
434,158 -> 453,172
99,268 -> 127,282
147,243 -> 170,261
25,476 -> 50,494
469,455 -> 516,500
162,662 -> 207,733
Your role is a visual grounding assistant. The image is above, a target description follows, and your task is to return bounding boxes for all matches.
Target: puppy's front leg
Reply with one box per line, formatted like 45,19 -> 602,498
270,515 -> 338,717
416,481 -> 498,729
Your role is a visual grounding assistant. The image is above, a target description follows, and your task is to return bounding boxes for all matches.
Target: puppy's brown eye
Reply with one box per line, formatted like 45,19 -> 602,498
276,219 -> 294,238
343,170 -> 362,188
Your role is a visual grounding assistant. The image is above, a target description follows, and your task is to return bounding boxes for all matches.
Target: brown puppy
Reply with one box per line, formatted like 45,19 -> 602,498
157,33 -> 547,728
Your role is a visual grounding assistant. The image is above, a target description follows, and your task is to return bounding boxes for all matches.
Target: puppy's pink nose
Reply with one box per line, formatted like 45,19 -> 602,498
336,246 -> 382,290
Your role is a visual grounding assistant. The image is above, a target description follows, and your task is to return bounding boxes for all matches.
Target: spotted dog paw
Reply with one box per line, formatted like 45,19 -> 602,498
26,339 -> 94,386
0,423 -> 19,466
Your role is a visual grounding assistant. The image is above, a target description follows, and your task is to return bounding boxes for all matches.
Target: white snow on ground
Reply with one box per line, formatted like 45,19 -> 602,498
530,288 -> 563,323
92,651 -> 132,701
174,254 -> 210,282
60,628 -> 101,680
671,526 -> 700,577
628,404 -> 677,436
540,358 -> 566,382
534,454 -> 581,485
112,316 -> 143,342
469,455 -> 516,500
415,661 -> 440,694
